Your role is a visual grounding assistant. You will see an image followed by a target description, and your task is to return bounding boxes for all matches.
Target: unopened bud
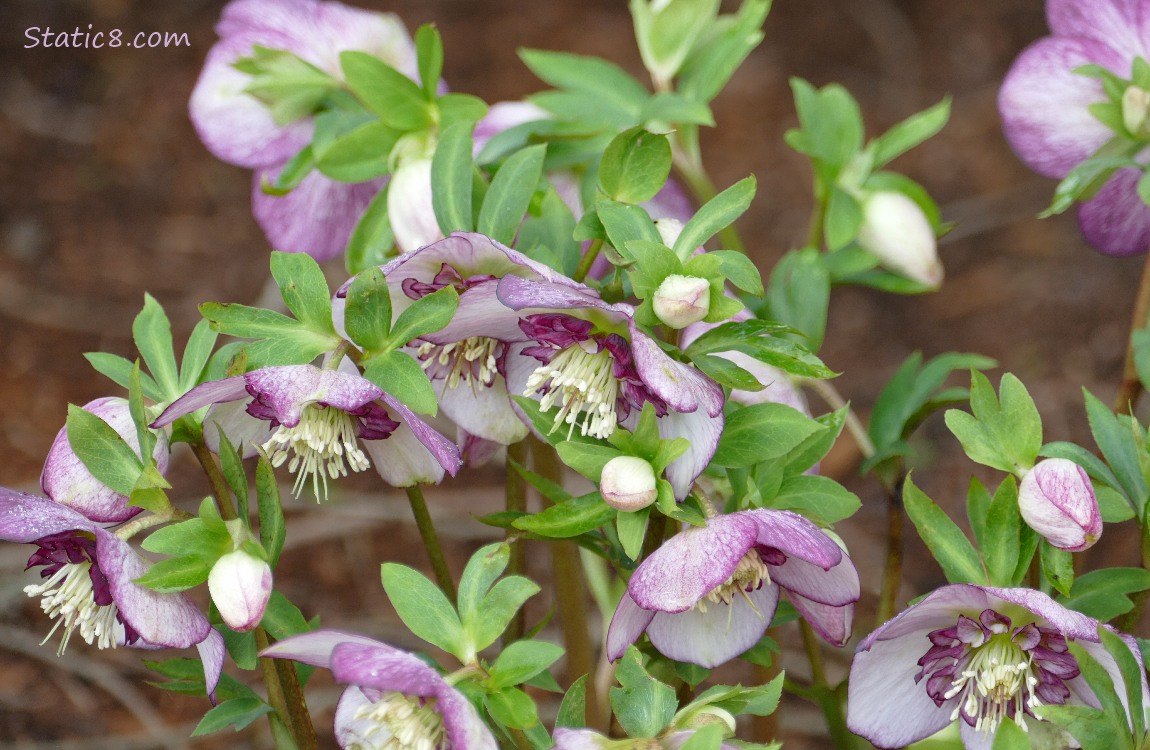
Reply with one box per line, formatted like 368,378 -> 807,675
600,456 -> 658,512
856,191 -> 943,288
208,550 -> 273,632
388,150 -> 442,253
1124,85 -> 1150,138
680,706 -> 737,735
653,274 -> 711,329
654,217 -> 685,248
1018,458 -> 1102,552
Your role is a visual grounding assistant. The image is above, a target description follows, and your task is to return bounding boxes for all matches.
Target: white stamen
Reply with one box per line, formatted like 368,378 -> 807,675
695,551 -> 770,617
260,404 -> 370,501
417,336 -> 501,392
24,562 -> 122,654
524,342 -> 620,440
944,634 -> 1041,735
351,691 -> 446,750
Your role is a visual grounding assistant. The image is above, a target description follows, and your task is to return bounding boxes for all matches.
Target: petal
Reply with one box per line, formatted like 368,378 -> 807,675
496,275 -> 624,318
438,376 -> 529,445
552,728 -> 610,750
366,393 -> 463,484
998,36 -> 1117,178
982,587 -> 1101,641
197,628 -> 227,702
436,682 -> 498,750
957,721 -> 997,750
629,324 -> 724,417
261,629 -> 398,668
605,592 -> 656,661
746,509 -> 844,570
252,169 -> 383,260
1076,167 -> 1150,256
788,591 -> 854,647
96,529 -> 211,649
243,365 -> 384,427
642,179 -> 694,223
770,551 -> 859,608
628,514 -> 758,613
645,584 -> 779,668
203,400 -> 276,458
847,625 -> 955,748
329,641 -> 444,697
1047,0 -> 1150,59
426,281 -> 533,344
655,406 -> 723,500
151,376 -> 250,428
333,686 -> 380,748
0,488 -> 96,541
858,584 -> 992,650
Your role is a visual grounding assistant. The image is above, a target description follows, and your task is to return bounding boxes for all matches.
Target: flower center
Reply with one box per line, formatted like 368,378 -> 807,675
944,632 -> 1038,735
24,561 -> 121,654
525,340 -> 620,440
351,691 -> 447,750
696,550 -> 770,615
417,336 -> 502,391
261,404 -> 370,500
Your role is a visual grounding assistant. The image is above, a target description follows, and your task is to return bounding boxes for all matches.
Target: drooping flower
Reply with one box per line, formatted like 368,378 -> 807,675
341,232 -> 578,446
208,549 -> 273,632
189,0 -> 419,259
498,275 -> 725,500
847,584 -> 1150,749
0,489 -> 224,697
606,509 -> 859,668
1018,458 -> 1102,552
262,629 -> 497,750
152,363 -> 461,496
998,0 -> 1150,256
41,397 -> 170,524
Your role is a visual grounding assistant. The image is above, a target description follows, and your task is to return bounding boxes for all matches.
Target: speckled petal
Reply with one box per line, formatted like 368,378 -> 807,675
746,509 -> 843,570
1047,0 -> 1150,59
261,629 -> 402,668
788,592 -> 853,647
628,514 -> 758,613
243,365 -> 385,427
202,400 -> 277,459
629,323 -> 724,417
252,169 -> 383,260
645,584 -> 779,668
435,681 -> 499,750
496,275 -> 625,319
982,587 -> 1103,641
770,550 -> 859,608
151,376 -> 251,428
0,488 -> 98,541
328,640 -> 444,697
1076,167 -> 1150,256
605,592 -> 656,661
654,406 -> 723,500
438,376 -> 528,445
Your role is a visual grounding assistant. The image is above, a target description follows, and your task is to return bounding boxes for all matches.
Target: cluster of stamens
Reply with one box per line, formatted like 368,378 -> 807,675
352,691 -> 447,750
696,550 -> 770,616
944,634 -> 1038,734
25,562 -> 121,654
525,340 -> 620,440
416,336 -> 502,392
261,404 -> 370,500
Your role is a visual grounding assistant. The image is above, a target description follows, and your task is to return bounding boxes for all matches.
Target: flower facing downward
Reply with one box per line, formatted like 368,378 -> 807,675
847,585 -> 1150,749
607,509 -> 859,668
1018,458 -> 1102,552
152,364 -> 461,497
262,630 -> 497,750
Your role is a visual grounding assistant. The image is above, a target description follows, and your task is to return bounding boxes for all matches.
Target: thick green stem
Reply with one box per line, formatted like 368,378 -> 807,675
1112,240 -> 1150,413
504,440 -> 530,645
190,440 -> 239,522
256,627 -> 318,750
800,621 -> 855,750
573,238 -> 605,283
875,477 -> 905,626
404,485 -> 456,603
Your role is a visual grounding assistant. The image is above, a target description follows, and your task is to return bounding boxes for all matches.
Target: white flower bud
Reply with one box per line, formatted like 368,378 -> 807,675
208,550 -> 273,632
856,191 -> 943,288
1018,458 -> 1102,552
600,456 -> 658,512
654,217 -> 685,248
652,274 -> 711,329
388,148 -> 442,253
680,706 -> 737,735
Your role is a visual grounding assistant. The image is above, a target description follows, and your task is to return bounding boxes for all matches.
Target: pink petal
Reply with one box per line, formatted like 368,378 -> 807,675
0,489 -> 97,541
788,592 -> 853,647
252,168 -> 383,260
151,376 -> 250,428
645,584 -> 779,668
606,592 -> 656,661
629,324 -> 724,417
197,629 -> 227,702
437,376 -> 528,445
654,406 -> 723,500
746,509 -> 844,570
261,629 -> 399,668
329,641 -> 443,696
1047,0 -> 1150,60
1076,167 -> 1150,256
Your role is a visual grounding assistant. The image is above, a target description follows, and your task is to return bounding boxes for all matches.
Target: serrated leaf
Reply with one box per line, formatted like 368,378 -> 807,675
270,252 -> 335,336
256,456 -> 285,568
363,351 -> 437,415
341,51 -> 431,131
610,647 -> 677,738
672,176 -> 755,259
192,697 -> 273,736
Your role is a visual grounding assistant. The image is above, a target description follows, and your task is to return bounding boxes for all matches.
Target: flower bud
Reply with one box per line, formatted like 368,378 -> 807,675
654,217 -> 684,248
652,274 -> 711,329
208,550 -> 273,632
856,191 -> 943,288
388,147 -> 442,253
600,456 -> 658,512
1018,458 -> 1102,552
1123,85 -> 1150,138
679,706 -> 737,735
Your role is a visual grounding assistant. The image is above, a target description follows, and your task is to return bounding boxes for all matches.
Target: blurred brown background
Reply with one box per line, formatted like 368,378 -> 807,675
0,0 -> 1141,747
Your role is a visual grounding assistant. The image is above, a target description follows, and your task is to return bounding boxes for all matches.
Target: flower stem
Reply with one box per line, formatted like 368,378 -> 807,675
404,485 -> 456,604
875,475 -> 905,625
800,621 -> 856,750
671,146 -> 746,253
1113,247 -> 1150,413
504,439 -> 529,645
573,239 -> 605,283
255,626 -> 318,750
190,440 -> 239,522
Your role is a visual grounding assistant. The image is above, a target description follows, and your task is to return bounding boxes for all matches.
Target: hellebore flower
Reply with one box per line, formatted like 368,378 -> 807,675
999,0 -> 1150,256
498,275 -> 725,499
345,232 -> 577,446
856,190 -> 943,287
42,397 -> 169,524
0,489 -> 223,695
606,509 -> 859,668
152,363 -> 461,496
189,0 -> 418,259
262,629 -> 497,750
847,584 -> 1150,749
1018,458 -> 1102,552
208,549 -> 273,632
599,455 -> 659,512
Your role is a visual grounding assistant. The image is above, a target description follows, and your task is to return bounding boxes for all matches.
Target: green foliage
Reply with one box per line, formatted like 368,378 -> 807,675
457,543 -> 541,652
65,403 -> 144,497
381,562 -> 469,661
610,647 -> 678,738
712,403 -> 826,468
234,46 -> 336,125
431,121 -> 477,235
672,176 -> 756,260
478,144 -> 546,245
599,127 -> 673,204
944,371 -> 1043,475
903,476 -> 985,584
1060,568 -> 1150,621
341,50 -> 432,131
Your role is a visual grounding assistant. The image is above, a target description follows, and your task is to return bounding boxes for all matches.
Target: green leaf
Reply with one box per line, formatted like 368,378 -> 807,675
344,267 -> 393,353
216,429 -> 249,522
1099,626 -> 1146,741
519,49 -> 647,122
785,78 -> 863,171
457,542 -> 511,630
362,351 -> 437,415
598,200 -> 662,254
485,687 -> 539,730
684,319 -> 834,380
192,697 -> 273,736
1041,540 -> 1074,596
345,184 -> 395,275
555,441 -> 622,481
380,563 -> 467,659
598,127 -> 672,204
1036,640 -> 1135,750
270,252 -> 335,336
556,674 -> 587,728
477,144 -> 546,246
512,492 -> 615,538
415,24 -> 443,99
1059,568 -> 1150,621
259,591 -> 313,642
690,353 -> 762,392
677,0 -> 768,104
313,115 -> 397,182
487,640 -> 565,690
66,403 -> 144,497
386,285 -> 459,348
872,97 -> 951,167
133,294 -> 180,398
133,555 -> 211,593
1084,388 -> 1149,516
616,505 -> 651,561
768,474 -> 860,525
85,352 -> 164,402
990,719 -> 1029,750
340,51 -> 431,131
256,456 -> 286,568
824,185 -> 862,251
712,403 -> 825,468
672,176 -> 756,259
982,476 -> 1021,587
473,576 -> 541,653
903,475 -> 985,584
260,144 -> 315,194
431,121 -> 476,235
179,319 -> 219,392
944,371 -> 1042,475
610,647 -> 678,738
710,249 -> 763,296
